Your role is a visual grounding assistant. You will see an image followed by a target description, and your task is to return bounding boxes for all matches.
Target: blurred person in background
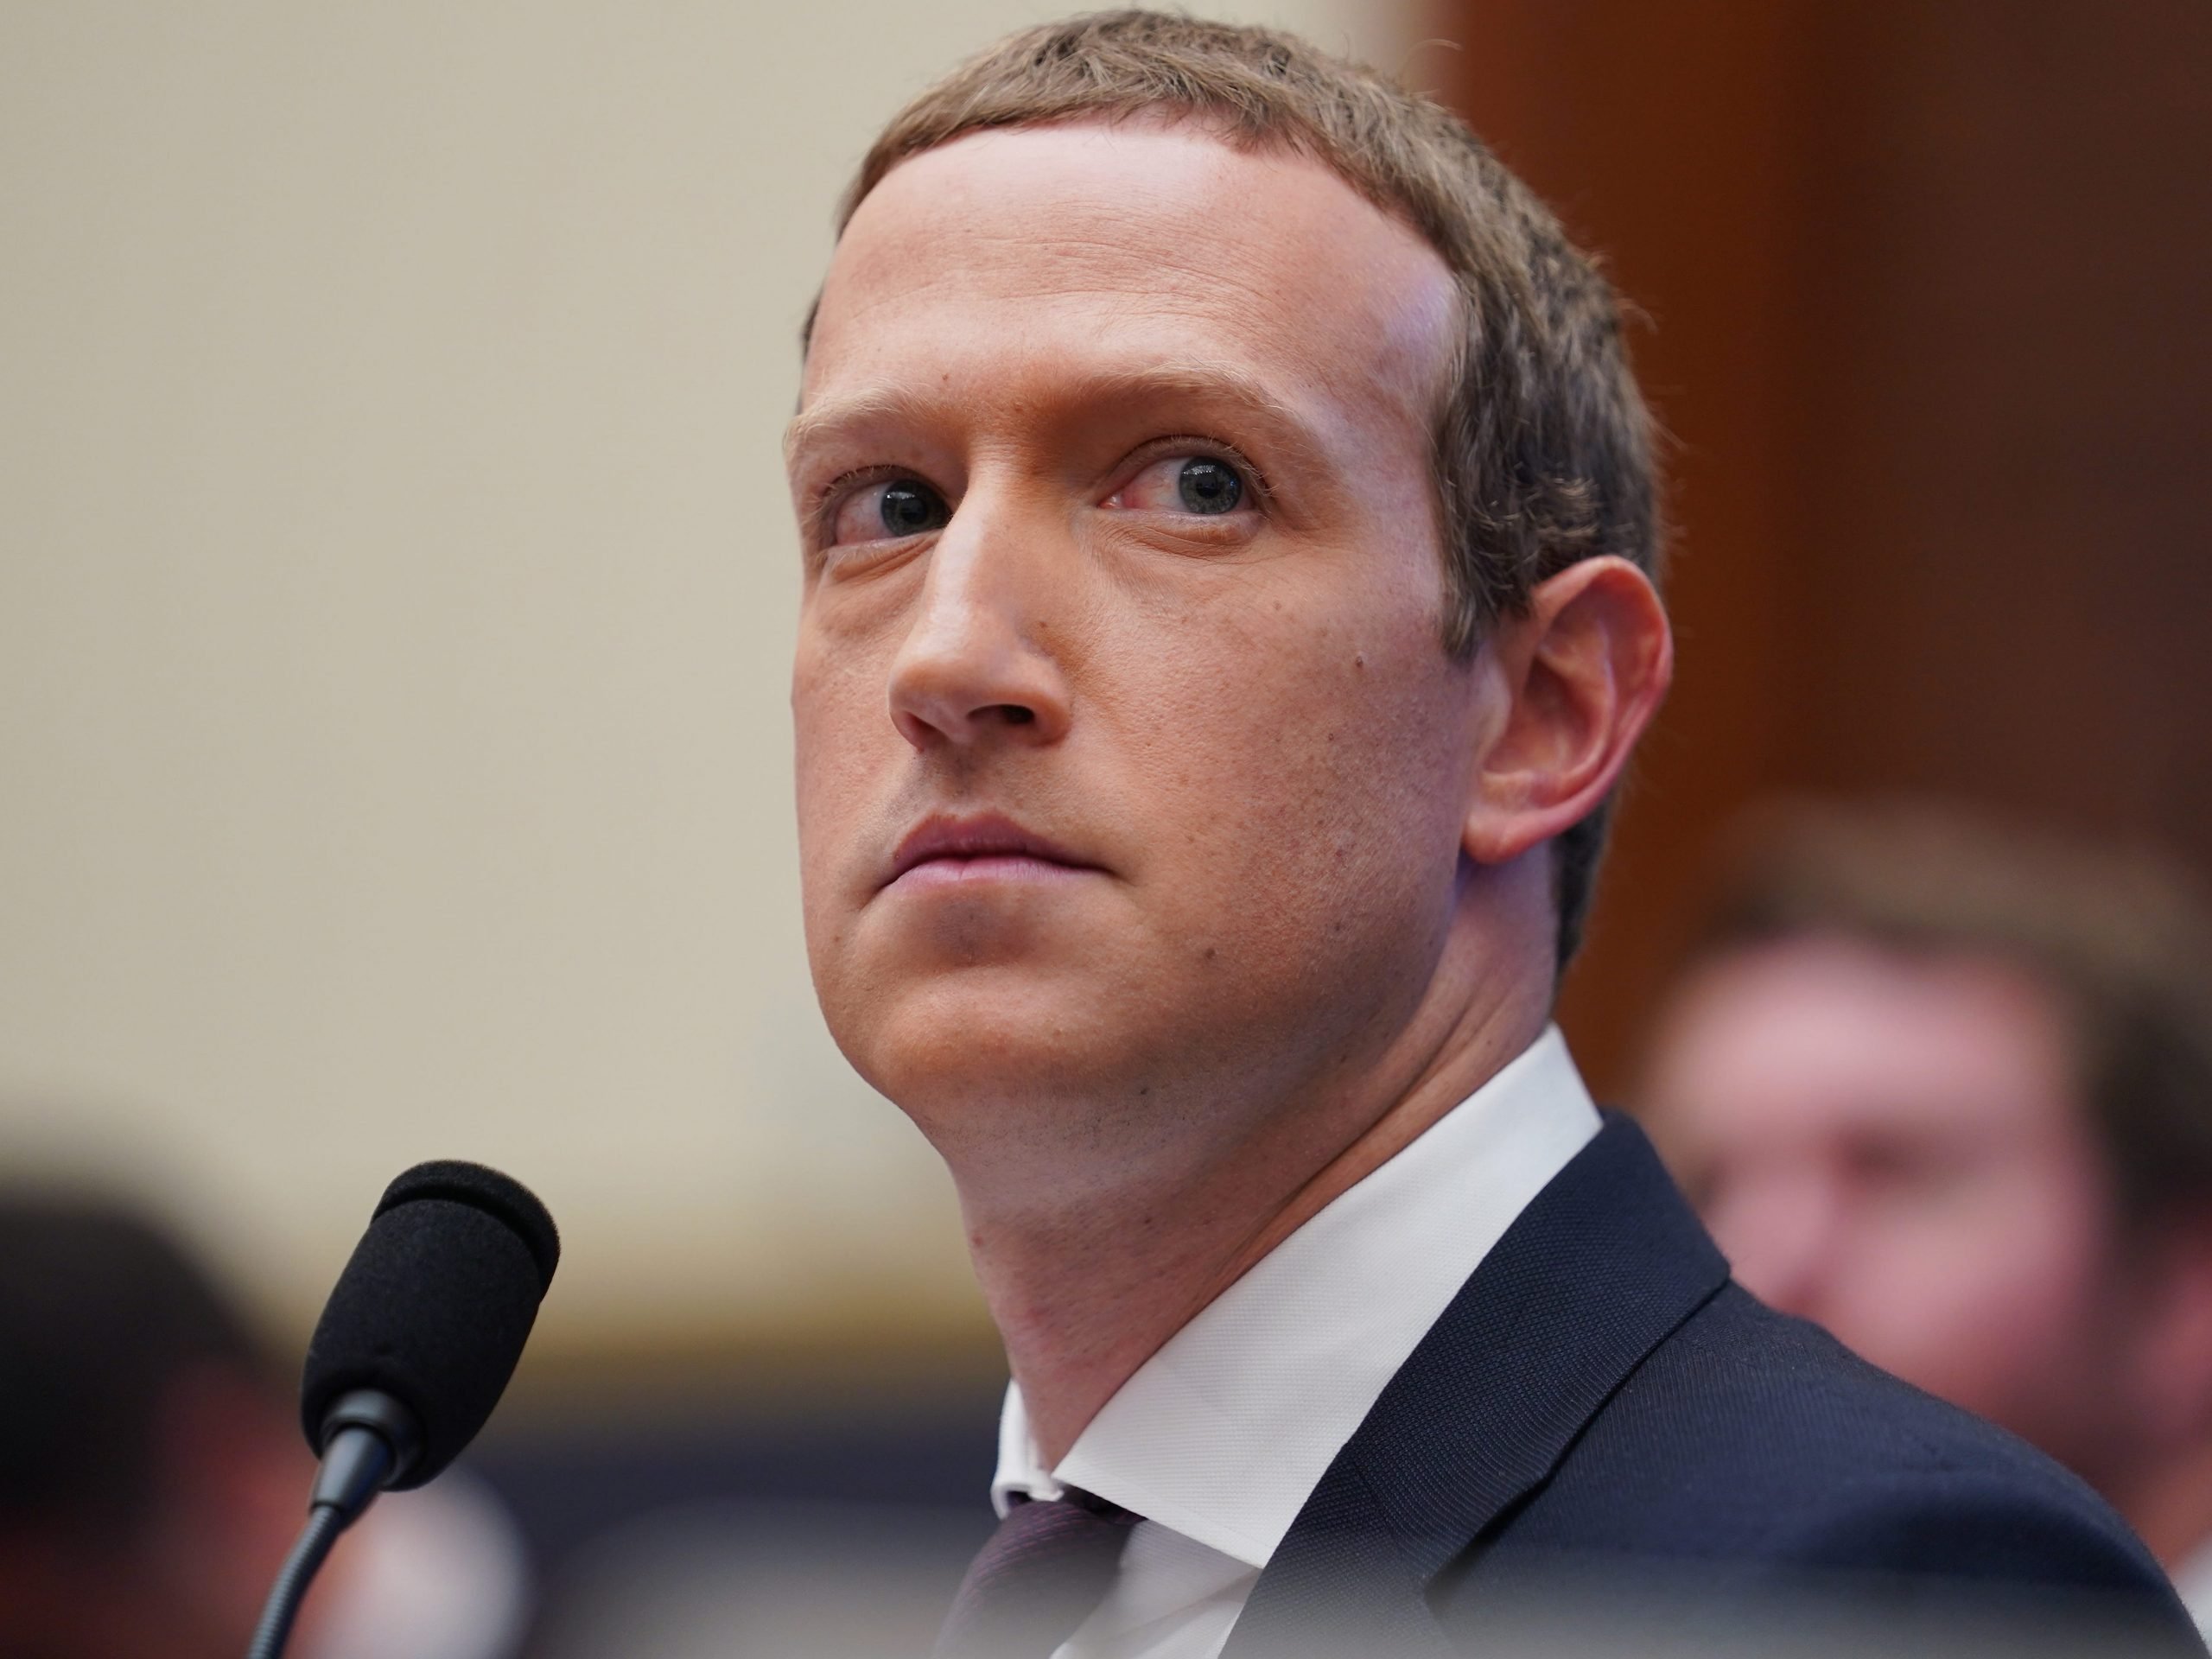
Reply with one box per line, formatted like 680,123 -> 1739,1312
0,1189 -> 531,1659
1639,802 -> 2212,1637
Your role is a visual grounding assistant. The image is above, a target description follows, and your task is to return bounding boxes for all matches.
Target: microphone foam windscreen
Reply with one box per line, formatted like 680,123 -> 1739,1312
301,1160 -> 559,1490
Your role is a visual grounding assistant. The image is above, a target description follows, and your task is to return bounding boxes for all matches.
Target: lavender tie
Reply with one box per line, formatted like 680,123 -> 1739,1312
933,1489 -> 1141,1658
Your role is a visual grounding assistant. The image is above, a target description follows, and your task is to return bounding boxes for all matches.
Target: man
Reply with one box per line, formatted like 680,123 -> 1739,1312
783,12 -> 2197,1656
1638,802 -> 2212,1639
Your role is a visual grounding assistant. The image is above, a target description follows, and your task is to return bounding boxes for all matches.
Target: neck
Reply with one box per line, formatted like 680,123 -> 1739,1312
964,907 -> 1554,1467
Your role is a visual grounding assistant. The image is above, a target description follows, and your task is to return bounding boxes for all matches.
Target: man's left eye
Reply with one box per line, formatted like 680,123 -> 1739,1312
1112,455 -> 1249,516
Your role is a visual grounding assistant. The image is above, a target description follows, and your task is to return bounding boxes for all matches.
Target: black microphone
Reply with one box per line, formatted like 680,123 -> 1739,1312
245,1160 -> 559,1659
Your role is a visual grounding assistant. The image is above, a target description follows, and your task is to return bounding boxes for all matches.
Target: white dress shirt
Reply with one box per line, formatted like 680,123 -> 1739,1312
2171,1533 -> 2212,1646
990,1025 -> 1603,1659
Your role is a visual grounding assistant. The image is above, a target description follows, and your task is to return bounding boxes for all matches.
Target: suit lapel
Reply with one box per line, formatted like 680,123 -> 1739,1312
1224,1116 -> 1729,1656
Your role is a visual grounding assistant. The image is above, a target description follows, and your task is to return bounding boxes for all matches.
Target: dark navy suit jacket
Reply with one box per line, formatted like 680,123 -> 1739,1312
1220,1116 -> 2204,1657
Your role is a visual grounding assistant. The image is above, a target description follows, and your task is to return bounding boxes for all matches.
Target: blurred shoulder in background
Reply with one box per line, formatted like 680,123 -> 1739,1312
1637,800 -> 2212,1636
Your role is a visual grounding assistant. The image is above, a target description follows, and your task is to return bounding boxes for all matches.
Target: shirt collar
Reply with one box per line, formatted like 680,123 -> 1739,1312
990,1025 -> 1600,1568
2170,1530 -> 2212,1640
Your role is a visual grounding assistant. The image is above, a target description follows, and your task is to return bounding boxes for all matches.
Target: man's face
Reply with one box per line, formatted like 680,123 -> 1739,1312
1641,936 -> 2132,1471
788,121 -> 1473,1172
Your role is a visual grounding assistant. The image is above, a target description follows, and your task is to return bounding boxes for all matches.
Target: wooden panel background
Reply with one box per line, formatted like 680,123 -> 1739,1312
1425,0 -> 2212,1094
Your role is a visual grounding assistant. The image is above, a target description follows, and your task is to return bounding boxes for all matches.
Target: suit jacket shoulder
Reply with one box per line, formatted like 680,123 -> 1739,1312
1449,1282 -> 2191,1649
1224,1116 -> 2202,1659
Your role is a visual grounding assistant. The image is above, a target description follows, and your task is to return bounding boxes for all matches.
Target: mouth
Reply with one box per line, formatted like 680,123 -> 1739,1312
883,812 -> 1103,893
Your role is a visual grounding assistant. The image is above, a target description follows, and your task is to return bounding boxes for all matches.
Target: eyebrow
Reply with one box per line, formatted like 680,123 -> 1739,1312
783,361 -> 1323,471
783,385 -> 938,467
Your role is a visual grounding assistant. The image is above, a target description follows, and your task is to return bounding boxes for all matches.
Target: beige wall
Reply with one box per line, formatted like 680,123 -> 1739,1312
0,2 -> 1409,1362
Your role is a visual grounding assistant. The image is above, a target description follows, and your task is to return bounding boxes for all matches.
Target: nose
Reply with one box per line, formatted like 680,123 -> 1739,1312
887,494 -> 1072,752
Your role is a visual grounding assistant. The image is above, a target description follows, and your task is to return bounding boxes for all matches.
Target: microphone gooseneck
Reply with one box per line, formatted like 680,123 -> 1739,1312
245,1160 -> 559,1659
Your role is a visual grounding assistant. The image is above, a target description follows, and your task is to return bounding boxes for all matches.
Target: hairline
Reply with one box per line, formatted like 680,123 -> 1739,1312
804,108 -> 1467,378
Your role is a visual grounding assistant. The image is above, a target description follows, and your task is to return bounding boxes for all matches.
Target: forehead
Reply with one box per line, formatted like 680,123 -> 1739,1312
1649,938 -> 2080,1147
803,118 -> 1456,425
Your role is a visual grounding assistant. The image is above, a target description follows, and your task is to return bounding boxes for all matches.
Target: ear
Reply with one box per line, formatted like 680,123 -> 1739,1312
1462,556 -> 1673,865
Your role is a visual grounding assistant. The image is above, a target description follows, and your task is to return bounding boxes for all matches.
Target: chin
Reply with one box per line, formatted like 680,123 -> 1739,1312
866,974 -> 1106,1091
830,964 -> 1182,1129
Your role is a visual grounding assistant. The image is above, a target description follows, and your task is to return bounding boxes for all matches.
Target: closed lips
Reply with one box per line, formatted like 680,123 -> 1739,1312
887,815 -> 1097,886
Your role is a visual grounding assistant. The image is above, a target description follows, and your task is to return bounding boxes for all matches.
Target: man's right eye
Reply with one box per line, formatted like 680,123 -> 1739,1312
829,478 -> 950,548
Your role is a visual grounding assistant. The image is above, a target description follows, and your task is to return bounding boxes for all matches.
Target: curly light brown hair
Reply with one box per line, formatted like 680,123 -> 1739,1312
818,10 -> 1662,969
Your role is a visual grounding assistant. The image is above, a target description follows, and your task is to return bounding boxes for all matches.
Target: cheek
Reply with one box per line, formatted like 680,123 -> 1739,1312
791,638 -> 855,789
791,622 -> 894,912
1100,571 -> 1472,967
